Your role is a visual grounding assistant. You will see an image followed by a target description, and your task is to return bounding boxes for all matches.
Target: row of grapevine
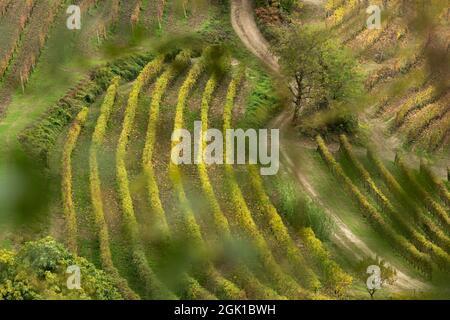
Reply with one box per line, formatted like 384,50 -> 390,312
169,58 -> 246,300
299,227 -> 352,297
222,69 -> 313,299
325,0 -> 346,12
197,72 -> 284,300
89,77 -> 120,267
114,56 -> 177,299
418,110 -> 450,151
396,158 -> 450,230
197,74 -> 230,238
339,136 -> 416,226
116,55 -> 164,243
339,135 -> 450,269
178,274 -> 216,300
342,0 -> 411,51
61,107 -> 89,254
326,0 -> 359,25
7,0 -> 63,87
367,150 -> 450,254
365,49 -> 423,90
88,77 -> 140,300
0,0 -> 35,78
142,52 -> 190,240
247,165 -> 322,291
401,95 -> 449,143
169,56 -> 205,183
110,0 -> 121,25
395,86 -> 440,126
316,136 -> 432,276
372,62 -> 430,117
341,16 -> 367,45
420,164 -> 450,207
350,25 -> 384,53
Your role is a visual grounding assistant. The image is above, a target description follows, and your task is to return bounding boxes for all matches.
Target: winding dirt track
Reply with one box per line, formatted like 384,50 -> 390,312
230,0 -> 279,72
230,0 -> 429,291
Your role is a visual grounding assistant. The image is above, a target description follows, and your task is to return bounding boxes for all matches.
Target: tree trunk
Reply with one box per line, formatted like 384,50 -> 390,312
292,73 -> 304,124
293,95 -> 301,123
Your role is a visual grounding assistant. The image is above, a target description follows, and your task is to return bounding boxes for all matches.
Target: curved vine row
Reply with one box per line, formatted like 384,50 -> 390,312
169,57 -> 246,299
62,107 -> 89,254
89,77 -> 140,300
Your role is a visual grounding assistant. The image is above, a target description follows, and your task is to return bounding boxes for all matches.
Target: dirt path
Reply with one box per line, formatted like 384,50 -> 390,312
230,0 -> 430,291
230,0 -> 279,72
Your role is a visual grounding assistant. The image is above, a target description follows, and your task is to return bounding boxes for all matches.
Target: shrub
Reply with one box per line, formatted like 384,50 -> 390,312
0,237 -> 122,300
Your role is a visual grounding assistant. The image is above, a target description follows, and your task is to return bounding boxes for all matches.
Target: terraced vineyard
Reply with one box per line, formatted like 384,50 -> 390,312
327,0 -> 450,153
52,48 -> 361,299
0,0 -> 448,301
317,134 -> 450,277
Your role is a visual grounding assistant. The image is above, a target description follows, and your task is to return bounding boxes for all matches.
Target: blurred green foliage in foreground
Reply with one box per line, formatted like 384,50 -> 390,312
0,237 -> 121,300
